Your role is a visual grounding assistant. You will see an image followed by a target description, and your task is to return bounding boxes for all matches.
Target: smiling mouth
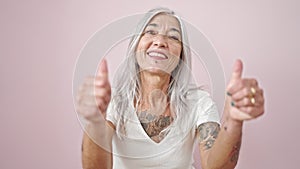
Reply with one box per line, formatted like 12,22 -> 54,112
147,51 -> 168,60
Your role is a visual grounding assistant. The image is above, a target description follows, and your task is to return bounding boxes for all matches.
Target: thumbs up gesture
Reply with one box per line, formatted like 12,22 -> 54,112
225,59 -> 265,121
76,59 -> 112,123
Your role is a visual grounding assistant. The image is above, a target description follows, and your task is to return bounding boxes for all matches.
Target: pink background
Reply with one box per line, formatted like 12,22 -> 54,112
1,0 -> 299,168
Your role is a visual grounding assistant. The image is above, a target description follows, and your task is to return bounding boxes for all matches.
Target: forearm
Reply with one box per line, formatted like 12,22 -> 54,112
207,119 -> 243,169
82,133 -> 112,169
201,59 -> 265,169
82,121 -> 114,169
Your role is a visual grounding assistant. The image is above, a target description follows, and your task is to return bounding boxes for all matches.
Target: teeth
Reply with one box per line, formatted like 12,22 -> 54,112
148,52 -> 167,59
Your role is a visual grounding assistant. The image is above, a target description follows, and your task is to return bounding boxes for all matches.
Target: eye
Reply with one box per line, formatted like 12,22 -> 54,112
168,35 -> 180,42
144,30 -> 157,35
169,36 -> 179,40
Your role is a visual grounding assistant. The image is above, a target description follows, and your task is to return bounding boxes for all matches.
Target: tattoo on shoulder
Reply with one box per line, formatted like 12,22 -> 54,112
197,122 -> 220,150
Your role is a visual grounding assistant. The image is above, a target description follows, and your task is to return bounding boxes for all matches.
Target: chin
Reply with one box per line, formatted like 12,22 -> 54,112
136,55 -> 178,75
141,66 -> 170,75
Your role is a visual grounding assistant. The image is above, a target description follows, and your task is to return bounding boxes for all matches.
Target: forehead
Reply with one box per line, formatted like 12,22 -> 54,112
147,14 -> 181,30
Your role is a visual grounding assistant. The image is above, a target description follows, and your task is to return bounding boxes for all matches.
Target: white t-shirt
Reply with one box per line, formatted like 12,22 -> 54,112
106,89 -> 220,169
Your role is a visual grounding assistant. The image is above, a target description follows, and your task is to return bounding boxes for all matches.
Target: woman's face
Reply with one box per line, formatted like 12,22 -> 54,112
136,14 -> 182,75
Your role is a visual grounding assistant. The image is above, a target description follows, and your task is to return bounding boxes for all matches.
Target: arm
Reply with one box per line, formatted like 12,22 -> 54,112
197,120 -> 242,169
82,121 -> 115,169
198,60 -> 264,169
76,59 -> 114,169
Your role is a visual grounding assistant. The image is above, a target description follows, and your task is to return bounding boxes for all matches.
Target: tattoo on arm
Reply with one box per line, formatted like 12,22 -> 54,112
229,141 -> 241,163
197,122 -> 220,150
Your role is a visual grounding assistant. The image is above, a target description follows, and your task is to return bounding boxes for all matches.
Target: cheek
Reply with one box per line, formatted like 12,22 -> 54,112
169,44 -> 182,58
136,37 -> 150,52
170,45 -> 182,58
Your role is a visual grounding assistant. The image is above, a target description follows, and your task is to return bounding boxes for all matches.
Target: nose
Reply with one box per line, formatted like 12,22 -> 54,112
152,34 -> 168,48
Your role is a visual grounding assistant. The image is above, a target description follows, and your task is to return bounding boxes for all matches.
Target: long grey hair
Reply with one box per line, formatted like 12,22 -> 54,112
110,7 -> 193,136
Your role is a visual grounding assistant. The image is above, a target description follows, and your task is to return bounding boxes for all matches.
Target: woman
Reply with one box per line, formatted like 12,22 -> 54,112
77,7 -> 265,169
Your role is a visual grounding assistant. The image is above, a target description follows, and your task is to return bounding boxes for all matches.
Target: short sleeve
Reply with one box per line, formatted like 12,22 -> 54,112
187,88 -> 220,127
196,98 -> 220,126
105,102 -> 117,125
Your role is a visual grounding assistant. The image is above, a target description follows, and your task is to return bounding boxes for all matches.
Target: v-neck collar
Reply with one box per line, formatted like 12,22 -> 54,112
132,109 -> 174,146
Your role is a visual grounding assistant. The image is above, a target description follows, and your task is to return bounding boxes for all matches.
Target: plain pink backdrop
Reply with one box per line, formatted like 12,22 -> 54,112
1,0 -> 299,169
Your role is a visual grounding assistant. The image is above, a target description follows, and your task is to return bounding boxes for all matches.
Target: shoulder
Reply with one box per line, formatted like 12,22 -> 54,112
185,85 -> 220,125
186,86 -> 210,100
185,85 -> 214,110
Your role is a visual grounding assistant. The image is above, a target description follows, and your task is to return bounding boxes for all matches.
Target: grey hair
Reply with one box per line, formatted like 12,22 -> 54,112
111,7 -> 192,136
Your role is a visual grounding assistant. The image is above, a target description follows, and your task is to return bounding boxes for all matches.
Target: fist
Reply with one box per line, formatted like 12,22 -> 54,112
226,59 -> 265,121
76,59 -> 111,123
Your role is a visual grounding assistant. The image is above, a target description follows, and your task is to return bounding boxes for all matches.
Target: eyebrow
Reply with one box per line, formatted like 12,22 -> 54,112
146,23 -> 181,34
147,23 -> 158,27
170,27 -> 180,34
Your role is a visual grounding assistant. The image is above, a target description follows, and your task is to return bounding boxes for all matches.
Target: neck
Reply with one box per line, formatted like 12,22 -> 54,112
138,71 -> 170,111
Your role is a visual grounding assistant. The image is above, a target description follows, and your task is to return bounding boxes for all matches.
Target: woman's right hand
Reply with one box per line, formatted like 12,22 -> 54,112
76,59 -> 111,123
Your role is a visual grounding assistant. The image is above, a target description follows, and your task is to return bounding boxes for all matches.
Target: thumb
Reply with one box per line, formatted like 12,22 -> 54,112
97,58 -> 109,77
230,59 -> 243,82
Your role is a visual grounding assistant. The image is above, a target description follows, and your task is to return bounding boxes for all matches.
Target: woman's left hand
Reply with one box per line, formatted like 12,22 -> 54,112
225,59 -> 265,121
